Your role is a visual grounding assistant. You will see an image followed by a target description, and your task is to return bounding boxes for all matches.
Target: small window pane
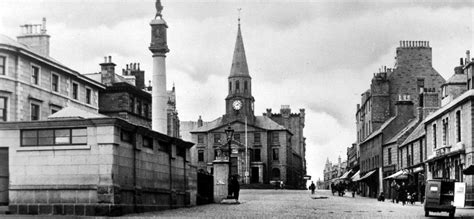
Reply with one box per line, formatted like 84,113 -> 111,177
22,137 -> 37,146
72,128 -> 87,136
22,130 -> 37,138
55,129 -> 70,144
72,136 -> 87,144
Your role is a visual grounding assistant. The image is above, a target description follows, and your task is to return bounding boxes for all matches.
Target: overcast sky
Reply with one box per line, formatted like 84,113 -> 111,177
0,0 -> 472,181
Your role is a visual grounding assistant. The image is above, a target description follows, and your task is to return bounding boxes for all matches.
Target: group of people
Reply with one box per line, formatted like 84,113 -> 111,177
389,181 -> 422,205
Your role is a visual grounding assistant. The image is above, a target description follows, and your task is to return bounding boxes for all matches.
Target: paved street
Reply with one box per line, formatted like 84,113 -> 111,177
125,189 -> 474,218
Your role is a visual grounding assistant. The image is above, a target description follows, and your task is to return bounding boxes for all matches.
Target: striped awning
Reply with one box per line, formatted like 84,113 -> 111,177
355,169 -> 376,181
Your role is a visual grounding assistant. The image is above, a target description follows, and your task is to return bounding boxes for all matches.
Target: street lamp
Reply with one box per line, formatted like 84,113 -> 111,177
224,125 -> 234,198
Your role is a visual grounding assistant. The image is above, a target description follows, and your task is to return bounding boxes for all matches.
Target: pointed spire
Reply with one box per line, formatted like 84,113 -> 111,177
229,11 -> 250,78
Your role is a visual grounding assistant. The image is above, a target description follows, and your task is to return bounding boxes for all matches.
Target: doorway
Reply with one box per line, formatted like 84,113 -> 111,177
251,167 -> 259,183
0,148 -> 8,205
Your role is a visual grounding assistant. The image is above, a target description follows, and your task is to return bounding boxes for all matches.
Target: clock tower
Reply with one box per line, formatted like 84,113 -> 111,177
224,18 -> 255,124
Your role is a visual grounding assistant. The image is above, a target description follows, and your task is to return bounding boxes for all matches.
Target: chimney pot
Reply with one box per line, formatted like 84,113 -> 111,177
104,56 -> 107,63
108,56 -> 112,63
138,63 -> 140,70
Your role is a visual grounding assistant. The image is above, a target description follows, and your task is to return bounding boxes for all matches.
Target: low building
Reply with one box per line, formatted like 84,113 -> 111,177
0,110 -> 194,216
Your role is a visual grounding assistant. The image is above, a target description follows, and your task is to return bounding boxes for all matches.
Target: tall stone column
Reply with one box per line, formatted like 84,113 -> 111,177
149,15 -> 169,133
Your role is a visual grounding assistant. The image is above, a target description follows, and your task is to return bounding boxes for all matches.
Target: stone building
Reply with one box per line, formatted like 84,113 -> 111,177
0,19 -> 104,123
85,59 -> 180,137
355,41 -> 446,198
181,20 -> 306,189
425,52 -> 474,205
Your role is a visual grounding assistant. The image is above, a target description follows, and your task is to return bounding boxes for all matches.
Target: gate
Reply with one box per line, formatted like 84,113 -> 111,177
197,170 -> 213,205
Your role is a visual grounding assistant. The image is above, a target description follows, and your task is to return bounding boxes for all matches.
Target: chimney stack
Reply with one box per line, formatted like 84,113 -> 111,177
17,17 -> 50,57
99,55 -> 116,86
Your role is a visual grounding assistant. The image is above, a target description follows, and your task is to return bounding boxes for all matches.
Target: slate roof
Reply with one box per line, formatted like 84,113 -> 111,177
48,106 -> 107,120
446,73 -> 467,84
400,122 -> 425,147
361,117 -> 396,144
384,119 -> 418,145
191,116 -> 289,133
229,23 -> 250,78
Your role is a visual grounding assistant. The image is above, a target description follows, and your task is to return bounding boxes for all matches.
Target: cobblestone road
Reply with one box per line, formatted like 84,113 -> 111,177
125,189 -> 474,218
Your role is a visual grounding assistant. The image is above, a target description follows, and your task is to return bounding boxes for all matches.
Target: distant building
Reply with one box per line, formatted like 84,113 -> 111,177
181,20 -> 306,189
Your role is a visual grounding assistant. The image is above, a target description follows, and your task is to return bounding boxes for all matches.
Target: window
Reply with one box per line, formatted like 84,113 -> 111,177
244,81 -> 248,91
272,148 -> 279,161
30,103 -> 40,120
214,133 -> 221,144
198,150 -> 204,162
272,132 -> 279,144
31,65 -> 39,85
253,149 -> 261,161
137,100 -> 142,115
442,118 -> 449,146
129,96 -> 135,113
229,82 -> 232,92
254,133 -> 261,144
21,128 -> 87,146
388,148 -> 392,165
0,56 -> 5,75
456,111 -> 461,142
72,82 -> 78,100
236,81 -> 240,90
158,140 -> 170,153
144,103 -> 149,118
143,137 -> 153,149
197,134 -> 204,144
51,74 -> 59,92
0,97 -> 6,121
121,130 -> 133,143
86,88 -> 92,104
433,124 -> 437,149
234,133 -> 240,142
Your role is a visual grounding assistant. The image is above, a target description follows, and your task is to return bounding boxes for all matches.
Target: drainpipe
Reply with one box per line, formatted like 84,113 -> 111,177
169,141 -> 173,209
132,129 -> 138,212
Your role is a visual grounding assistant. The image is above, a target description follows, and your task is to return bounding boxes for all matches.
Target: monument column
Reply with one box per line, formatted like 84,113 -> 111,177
149,0 -> 169,133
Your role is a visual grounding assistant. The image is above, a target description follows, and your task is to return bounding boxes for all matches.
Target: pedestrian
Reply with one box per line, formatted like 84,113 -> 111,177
398,182 -> 407,205
309,181 -> 316,195
229,175 -> 240,201
351,183 -> 356,198
331,183 -> 335,196
391,181 -> 399,203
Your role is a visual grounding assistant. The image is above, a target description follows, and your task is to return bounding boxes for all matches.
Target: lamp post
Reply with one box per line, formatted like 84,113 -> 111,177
224,125 -> 234,197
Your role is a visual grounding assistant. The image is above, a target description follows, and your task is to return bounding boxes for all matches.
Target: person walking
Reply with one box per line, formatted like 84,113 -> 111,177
398,182 -> 407,206
309,181 -> 316,195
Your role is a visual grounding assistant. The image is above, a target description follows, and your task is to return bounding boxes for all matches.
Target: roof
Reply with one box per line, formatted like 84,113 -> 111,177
361,117 -> 396,144
48,106 -> 107,120
446,73 -> 467,84
0,34 -> 105,89
191,116 -> 289,133
424,89 -> 474,123
384,119 -> 418,145
400,122 -> 425,147
229,23 -> 250,78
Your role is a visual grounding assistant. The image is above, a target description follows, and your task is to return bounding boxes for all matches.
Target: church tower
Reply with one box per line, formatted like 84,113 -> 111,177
224,17 -> 255,124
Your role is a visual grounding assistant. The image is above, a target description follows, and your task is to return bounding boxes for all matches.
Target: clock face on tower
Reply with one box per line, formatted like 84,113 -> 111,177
232,100 -> 242,110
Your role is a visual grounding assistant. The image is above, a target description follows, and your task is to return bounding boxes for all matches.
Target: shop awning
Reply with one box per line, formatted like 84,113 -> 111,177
463,165 -> 474,175
351,170 -> 360,181
384,169 -> 408,180
338,170 -> 352,180
411,166 -> 424,174
356,169 -> 376,181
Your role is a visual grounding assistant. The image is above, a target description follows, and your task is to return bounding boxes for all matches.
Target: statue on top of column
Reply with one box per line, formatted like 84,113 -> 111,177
155,0 -> 163,19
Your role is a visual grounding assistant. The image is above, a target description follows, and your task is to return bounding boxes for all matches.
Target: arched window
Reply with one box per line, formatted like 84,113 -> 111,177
272,168 -> 281,180
236,81 -> 240,91
244,81 -> 248,92
229,81 -> 232,92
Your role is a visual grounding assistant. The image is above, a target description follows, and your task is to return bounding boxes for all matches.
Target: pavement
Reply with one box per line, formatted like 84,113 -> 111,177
2,189 -> 474,218
123,189 -> 474,218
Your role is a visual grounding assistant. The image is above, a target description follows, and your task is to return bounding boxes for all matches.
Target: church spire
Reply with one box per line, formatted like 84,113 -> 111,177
229,12 -> 250,78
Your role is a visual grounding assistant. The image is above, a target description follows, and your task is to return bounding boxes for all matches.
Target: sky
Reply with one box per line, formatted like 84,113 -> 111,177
0,0 -> 472,181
